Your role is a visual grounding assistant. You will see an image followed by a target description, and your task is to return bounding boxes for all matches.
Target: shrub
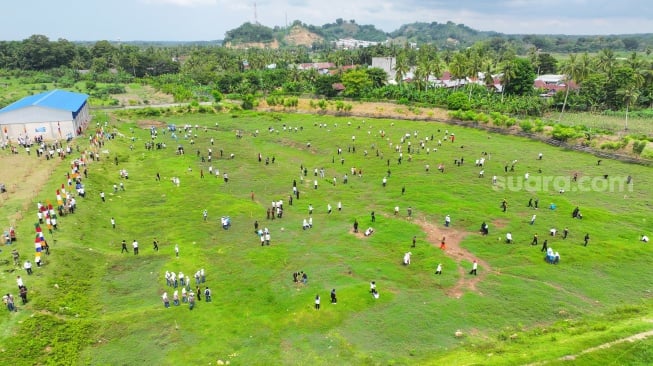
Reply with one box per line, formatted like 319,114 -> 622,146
633,140 -> 648,155
551,125 -> 580,141
600,142 -> 620,150
448,110 -> 464,120
474,112 -> 490,124
447,92 -> 469,110
641,144 -> 653,159
505,118 -> 517,127
461,110 -> 477,121
241,94 -> 255,110
519,120 -> 534,133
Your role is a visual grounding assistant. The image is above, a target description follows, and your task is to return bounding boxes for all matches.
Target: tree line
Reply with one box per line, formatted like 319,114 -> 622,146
1,34 -> 652,118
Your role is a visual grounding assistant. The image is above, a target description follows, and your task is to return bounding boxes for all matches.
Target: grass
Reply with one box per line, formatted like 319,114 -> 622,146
0,109 -> 652,365
546,111 -> 653,136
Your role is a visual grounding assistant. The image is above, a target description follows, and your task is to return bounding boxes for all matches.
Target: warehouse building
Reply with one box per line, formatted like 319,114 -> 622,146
0,89 -> 90,144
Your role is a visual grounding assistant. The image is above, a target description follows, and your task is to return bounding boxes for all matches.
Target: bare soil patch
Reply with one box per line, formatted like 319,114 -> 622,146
136,120 -> 168,129
258,99 -> 451,121
415,218 -> 491,298
0,152 -> 63,224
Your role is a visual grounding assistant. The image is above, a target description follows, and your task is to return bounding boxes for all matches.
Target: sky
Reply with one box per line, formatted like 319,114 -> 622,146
2,0 -> 652,41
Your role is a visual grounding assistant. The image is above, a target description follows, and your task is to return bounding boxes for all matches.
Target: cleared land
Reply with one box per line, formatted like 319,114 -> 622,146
0,110 -> 652,365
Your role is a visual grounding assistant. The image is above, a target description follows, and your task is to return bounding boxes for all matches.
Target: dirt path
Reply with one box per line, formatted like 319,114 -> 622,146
415,218 -> 491,298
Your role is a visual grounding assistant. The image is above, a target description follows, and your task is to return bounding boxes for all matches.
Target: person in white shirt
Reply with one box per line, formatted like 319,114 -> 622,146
469,260 -> 478,275
403,252 -> 412,265
641,235 -> 649,243
506,232 -> 513,244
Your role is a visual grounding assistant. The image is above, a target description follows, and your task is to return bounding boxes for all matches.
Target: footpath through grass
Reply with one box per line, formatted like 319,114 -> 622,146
0,110 -> 652,365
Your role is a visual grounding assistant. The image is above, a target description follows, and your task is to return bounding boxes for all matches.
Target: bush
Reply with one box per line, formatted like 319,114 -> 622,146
641,144 -> 653,159
505,118 -> 517,127
551,125 -> 580,141
105,84 -> 126,94
447,92 -> 469,110
600,142 -> 618,150
633,140 -> 648,155
474,112 -> 490,124
241,94 -> 255,110
519,120 -> 534,133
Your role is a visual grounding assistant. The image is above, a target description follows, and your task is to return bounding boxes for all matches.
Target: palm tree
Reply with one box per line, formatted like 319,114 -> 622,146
499,60 -> 516,103
558,53 -> 586,122
617,84 -> 640,131
394,52 -> 409,85
596,48 -> 617,77
465,49 -> 484,100
626,51 -> 642,70
448,52 -> 468,91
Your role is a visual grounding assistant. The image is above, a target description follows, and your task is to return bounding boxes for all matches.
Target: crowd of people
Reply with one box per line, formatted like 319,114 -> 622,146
2,125 -> 110,314
4,116 -> 645,318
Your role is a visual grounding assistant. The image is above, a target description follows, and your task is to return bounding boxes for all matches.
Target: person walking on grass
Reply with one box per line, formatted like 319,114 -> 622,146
531,234 -> 538,246
315,294 -> 320,310
121,240 -> 128,253
469,260 -> 478,276
330,289 -> 337,304
435,263 -> 442,275
584,233 -> 590,246
175,244 -> 179,257
153,238 -> 159,251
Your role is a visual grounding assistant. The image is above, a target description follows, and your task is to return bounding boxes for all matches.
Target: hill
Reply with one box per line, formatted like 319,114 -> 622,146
389,21 -> 500,48
306,18 -> 389,42
223,18 -> 653,52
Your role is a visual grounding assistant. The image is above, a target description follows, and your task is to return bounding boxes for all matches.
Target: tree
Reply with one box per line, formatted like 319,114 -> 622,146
537,53 -> 558,74
499,60 -> 515,102
315,74 -> 341,97
596,48 -> 617,77
20,35 -> 56,70
558,54 -> 581,121
448,52 -> 467,90
394,52 -> 409,85
617,83 -> 640,130
502,57 -> 535,96
341,69 -> 372,97
365,67 -> 388,88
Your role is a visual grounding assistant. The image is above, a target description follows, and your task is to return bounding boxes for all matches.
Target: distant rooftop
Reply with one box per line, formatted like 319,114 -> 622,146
0,89 -> 88,114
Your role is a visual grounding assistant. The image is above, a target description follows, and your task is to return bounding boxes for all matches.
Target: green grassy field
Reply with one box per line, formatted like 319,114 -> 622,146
1,110 -> 652,365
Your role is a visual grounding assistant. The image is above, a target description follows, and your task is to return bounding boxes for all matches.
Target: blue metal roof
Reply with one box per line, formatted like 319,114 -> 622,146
0,89 -> 88,114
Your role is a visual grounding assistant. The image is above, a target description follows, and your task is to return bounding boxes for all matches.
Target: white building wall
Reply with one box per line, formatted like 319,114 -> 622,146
0,106 -> 75,142
371,57 -> 396,81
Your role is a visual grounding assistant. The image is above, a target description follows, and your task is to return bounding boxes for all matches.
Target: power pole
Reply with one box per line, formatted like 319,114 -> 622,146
254,2 -> 258,25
